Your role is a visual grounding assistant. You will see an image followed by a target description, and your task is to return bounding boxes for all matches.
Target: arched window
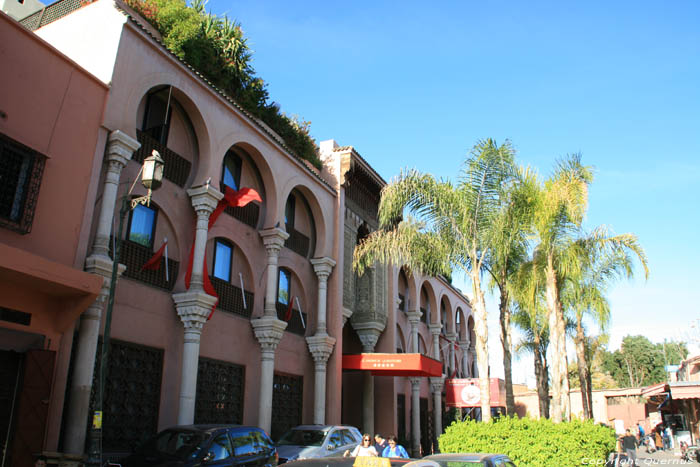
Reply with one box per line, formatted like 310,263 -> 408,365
277,268 -> 291,305
221,150 -> 242,191
141,86 -> 173,145
285,195 -> 296,229
213,239 -> 233,282
127,203 -> 157,248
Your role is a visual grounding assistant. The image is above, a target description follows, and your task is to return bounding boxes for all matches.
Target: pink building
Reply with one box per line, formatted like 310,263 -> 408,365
1,1 -> 474,465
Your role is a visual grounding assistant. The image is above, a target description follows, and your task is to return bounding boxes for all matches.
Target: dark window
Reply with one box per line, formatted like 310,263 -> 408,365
221,150 -> 242,191
195,358 -> 244,425
208,433 -> 233,461
284,195 -> 295,228
0,133 -> 46,234
277,268 -> 290,305
213,239 -> 233,282
142,87 -> 173,145
127,204 -> 157,248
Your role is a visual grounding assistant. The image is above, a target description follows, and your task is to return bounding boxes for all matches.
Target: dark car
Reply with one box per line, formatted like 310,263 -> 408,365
121,424 -> 278,467
422,453 -> 516,467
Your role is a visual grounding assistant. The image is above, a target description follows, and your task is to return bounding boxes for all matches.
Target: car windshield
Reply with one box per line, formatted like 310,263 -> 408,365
139,428 -> 210,460
277,429 -> 327,446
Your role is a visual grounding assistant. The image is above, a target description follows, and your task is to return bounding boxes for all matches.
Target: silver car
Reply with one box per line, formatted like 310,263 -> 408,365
276,425 -> 362,463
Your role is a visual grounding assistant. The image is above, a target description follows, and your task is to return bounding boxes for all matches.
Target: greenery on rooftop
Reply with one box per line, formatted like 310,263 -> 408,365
125,0 -> 321,169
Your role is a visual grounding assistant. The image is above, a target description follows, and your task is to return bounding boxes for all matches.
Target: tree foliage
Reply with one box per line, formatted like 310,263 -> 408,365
124,0 -> 321,169
601,335 -> 688,387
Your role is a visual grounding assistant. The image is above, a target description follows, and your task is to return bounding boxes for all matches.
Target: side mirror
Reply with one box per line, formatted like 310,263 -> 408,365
327,444 -> 335,451
202,452 -> 214,463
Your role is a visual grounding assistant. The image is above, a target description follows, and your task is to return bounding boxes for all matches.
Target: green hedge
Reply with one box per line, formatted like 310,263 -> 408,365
438,417 -> 616,467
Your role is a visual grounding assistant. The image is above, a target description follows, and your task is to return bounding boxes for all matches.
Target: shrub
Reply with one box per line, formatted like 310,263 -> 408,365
438,416 -> 616,467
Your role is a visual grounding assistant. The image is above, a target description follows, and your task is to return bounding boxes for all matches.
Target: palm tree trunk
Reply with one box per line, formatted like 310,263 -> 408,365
544,254 -> 562,422
498,286 -> 515,416
533,333 -> 549,419
471,270 -> 491,422
575,318 -> 592,419
557,300 -> 571,421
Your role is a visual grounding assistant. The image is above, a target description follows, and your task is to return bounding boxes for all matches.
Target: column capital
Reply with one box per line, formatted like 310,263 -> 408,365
445,331 -> 458,341
409,377 -> 421,386
259,227 -> 289,251
251,316 -> 287,353
106,130 -> 140,165
342,307 -> 353,327
306,334 -> 336,365
430,377 -> 445,393
173,290 -> 217,332
310,257 -> 336,279
406,309 -> 422,325
187,184 -> 223,215
85,254 -> 126,280
351,321 -> 385,352
428,323 -> 442,336
458,338 -> 470,349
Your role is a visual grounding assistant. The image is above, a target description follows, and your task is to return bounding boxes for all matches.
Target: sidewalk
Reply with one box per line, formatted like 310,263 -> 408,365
632,447 -> 700,465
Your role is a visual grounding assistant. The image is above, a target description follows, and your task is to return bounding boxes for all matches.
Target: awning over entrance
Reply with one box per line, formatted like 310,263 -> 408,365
342,353 -> 442,377
669,382 -> 700,400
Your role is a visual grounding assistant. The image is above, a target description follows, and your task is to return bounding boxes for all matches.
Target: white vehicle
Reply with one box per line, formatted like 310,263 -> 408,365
277,425 -> 363,464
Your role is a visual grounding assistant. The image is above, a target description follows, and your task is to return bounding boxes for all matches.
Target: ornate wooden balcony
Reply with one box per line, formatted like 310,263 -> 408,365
134,130 -> 192,188
112,239 -> 178,291
284,226 -> 310,258
209,276 -> 254,319
276,302 -> 307,336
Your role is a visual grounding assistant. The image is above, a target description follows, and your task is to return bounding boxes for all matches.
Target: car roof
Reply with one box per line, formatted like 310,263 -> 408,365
289,425 -> 358,431
167,424 -> 261,433
283,456 -> 415,467
423,453 -> 510,462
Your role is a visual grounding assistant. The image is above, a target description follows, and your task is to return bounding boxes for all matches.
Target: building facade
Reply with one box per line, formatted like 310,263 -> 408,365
1,1 -> 474,464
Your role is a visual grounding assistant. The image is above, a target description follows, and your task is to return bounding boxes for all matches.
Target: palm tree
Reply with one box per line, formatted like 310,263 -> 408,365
485,167 -> 537,416
354,139 -> 516,422
531,154 -> 593,422
562,228 -> 648,418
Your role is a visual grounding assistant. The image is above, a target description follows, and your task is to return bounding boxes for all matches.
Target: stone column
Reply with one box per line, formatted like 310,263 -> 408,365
172,291 -> 217,424
259,228 -> 290,317
352,323 -> 384,435
410,376 -> 421,457
446,332 -> 457,377
251,317 -> 287,432
459,339 -> 470,377
430,377 -> 444,445
306,335 -> 336,424
172,184 -> 222,424
406,309 -> 422,354
63,130 -> 138,454
428,324 -> 441,366
310,257 -> 335,334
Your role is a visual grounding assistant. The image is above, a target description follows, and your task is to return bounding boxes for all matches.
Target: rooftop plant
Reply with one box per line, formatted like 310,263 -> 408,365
125,0 -> 321,169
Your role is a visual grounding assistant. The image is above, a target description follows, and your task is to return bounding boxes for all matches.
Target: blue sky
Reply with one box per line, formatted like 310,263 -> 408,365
208,0 -> 700,382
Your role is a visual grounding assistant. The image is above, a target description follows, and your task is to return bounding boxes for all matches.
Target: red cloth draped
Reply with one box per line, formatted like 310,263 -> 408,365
184,186 -> 261,320
284,297 -> 295,322
141,241 -> 167,271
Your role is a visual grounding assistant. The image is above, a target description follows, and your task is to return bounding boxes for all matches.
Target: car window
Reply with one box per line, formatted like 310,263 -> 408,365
251,429 -> 273,453
493,460 -> 515,467
328,430 -> 343,448
147,429 -> 208,460
445,461 -> 482,467
277,429 -> 327,446
341,429 -> 359,445
232,429 -> 259,457
208,433 -> 233,461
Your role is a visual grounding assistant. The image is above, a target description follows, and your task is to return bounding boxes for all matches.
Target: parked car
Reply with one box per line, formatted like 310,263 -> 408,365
422,453 -> 516,467
276,425 -> 362,463
121,424 -> 278,467
281,456 -> 419,467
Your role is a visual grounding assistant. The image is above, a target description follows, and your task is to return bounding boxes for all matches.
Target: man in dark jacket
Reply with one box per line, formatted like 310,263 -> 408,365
620,429 -> 638,466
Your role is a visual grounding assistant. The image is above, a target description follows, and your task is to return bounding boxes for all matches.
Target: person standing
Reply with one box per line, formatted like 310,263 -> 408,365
620,429 -> 638,466
636,423 -> 645,444
381,435 -> 410,458
344,433 -> 378,457
374,433 -> 388,454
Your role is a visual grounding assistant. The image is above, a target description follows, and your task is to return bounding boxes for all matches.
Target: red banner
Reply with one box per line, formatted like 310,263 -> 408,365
444,378 -> 506,407
342,353 -> 442,377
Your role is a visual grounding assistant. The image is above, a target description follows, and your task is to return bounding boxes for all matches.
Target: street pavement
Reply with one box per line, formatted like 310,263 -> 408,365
630,446 -> 700,466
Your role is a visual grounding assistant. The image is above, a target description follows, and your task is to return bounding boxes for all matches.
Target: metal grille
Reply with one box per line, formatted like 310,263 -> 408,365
209,276 -> 254,318
90,339 -> 163,454
344,180 -> 379,221
134,130 -> 192,187
224,202 -> 260,228
194,357 -> 245,424
275,302 -> 307,336
0,133 -> 46,234
19,0 -> 83,31
284,226 -> 310,258
111,238 -> 179,291
271,374 -> 302,441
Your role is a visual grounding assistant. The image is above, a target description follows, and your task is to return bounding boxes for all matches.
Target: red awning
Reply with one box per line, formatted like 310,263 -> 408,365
342,353 -> 442,377
670,384 -> 700,400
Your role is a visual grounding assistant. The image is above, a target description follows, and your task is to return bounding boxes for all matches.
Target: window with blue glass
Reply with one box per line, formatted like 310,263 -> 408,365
277,268 -> 290,305
127,203 -> 156,248
222,150 -> 242,191
213,239 -> 233,282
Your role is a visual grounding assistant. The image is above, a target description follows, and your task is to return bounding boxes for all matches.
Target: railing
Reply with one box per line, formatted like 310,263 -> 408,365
111,238 -> 179,291
276,302 -> 307,336
134,130 -> 192,187
224,202 -> 259,229
20,0 -> 82,31
284,226 -> 310,258
209,276 -> 254,318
